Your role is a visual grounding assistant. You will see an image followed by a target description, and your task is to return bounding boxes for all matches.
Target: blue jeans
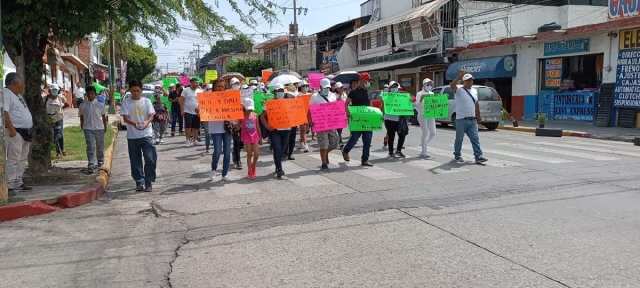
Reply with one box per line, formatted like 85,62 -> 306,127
453,119 -> 484,159
210,133 -> 231,176
269,130 -> 291,171
343,131 -> 373,163
53,119 -> 64,154
171,110 -> 183,133
127,137 -> 157,186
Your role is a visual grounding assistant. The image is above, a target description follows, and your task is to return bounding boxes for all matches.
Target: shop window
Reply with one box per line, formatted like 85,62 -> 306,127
360,32 -> 372,51
541,53 -> 601,91
421,15 -> 437,40
376,27 -> 387,48
397,21 -> 414,44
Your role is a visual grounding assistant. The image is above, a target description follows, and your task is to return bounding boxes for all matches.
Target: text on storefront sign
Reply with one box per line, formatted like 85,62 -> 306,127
608,0 -> 640,20
619,28 -> 640,50
543,39 -> 590,56
614,47 -> 640,108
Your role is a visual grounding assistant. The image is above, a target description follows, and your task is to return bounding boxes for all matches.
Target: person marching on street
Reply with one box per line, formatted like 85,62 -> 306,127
260,83 -> 292,178
168,83 -> 184,137
229,77 -> 244,170
309,79 -> 339,170
73,81 -> 86,108
450,70 -> 489,164
333,82 -> 347,148
152,94 -> 169,145
283,84 -> 299,161
415,78 -> 437,158
297,81 -> 310,153
45,84 -> 70,158
207,79 -> 233,181
381,81 -> 408,159
79,85 -> 108,174
342,73 -> 375,167
179,78 -> 203,147
238,98 -> 262,179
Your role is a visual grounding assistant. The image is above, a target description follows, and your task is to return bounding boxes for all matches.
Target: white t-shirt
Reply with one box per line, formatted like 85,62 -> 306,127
207,121 -> 226,134
182,87 -> 202,114
415,90 -> 434,116
454,87 -> 478,119
120,97 -> 155,139
45,95 -> 68,116
309,92 -> 337,105
73,87 -> 86,99
3,87 -> 33,129
79,99 -> 106,130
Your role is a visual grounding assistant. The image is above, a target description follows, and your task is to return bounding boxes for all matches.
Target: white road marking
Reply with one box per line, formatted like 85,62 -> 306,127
496,143 -> 620,161
281,161 -> 340,187
533,142 -> 640,158
408,146 -> 526,168
312,153 -> 406,180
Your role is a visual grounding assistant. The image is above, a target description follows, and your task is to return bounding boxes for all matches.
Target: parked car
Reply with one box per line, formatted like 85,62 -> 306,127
118,90 -> 155,130
430,85 -> 503,130
369,90 -> 419,125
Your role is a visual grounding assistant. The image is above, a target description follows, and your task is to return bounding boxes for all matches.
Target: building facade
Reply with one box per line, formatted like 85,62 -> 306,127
254,35 -> 317,75
316,16 -> 371,74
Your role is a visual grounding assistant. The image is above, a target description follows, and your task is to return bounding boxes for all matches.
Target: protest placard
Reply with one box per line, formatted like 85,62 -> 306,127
204,70 -> 218,82
348,106 -> 383,131
262,70 -> 274,83
297,94 -> 312,111
265,97 -> 308,129
197,90 -> 244,121
423,94 -> 449,119
253,91 -> 274,115
382,92 -> 414,116
161,96 -> 172,112
309,101 -> 347,132
162,78 -> 178,91
308,73 -> 324,90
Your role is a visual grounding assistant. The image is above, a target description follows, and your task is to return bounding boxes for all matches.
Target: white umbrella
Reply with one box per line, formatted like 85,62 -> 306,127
268,74 -> 301,87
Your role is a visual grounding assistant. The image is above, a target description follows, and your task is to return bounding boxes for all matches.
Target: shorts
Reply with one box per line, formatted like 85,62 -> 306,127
184,113 -> 200,129
317,130 -> 338,150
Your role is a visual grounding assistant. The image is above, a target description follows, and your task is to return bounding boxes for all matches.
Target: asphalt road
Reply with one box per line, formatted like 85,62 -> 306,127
2,124 -> 640,288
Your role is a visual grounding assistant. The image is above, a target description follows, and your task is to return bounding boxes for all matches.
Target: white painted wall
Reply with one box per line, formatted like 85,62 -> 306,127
361,0 -> 373,17
380,0 -> 413,20
458,32 -> 617,96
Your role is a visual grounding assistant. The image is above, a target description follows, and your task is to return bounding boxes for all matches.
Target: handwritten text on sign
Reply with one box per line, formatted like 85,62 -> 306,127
307,73 -> 324,90
197,90 -> 244,121
423,94 -> 449,119
348,106 -> 383,131
382,92 -> 414,116
309,101 -> 347,132
265,97 -> 308,129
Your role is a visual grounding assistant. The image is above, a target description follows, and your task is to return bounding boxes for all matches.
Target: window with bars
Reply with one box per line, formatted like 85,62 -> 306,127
360,32 -> 372,51
421,15 -> 437,40
376,27 -> 387,48
397,21 -> 414,44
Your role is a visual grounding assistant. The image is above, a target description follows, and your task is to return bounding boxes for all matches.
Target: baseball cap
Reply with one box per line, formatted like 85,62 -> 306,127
274,83 -> 285,90
244,98 -> 255,110
383,84 -> 389,88
462,73 -> 474,81
49,84 -> 60,90
206,83 -> 213,89
258,83 -> 265,89
423,78 -> 433,84
388,81 -> 401,88
230,77 -> 240,84
249,79 -> 258,85
241,84 -> 249,89
335,82 -> 344,88
169,83 -> 175,87
359,73 -> 371,80
320,78 -> 331,89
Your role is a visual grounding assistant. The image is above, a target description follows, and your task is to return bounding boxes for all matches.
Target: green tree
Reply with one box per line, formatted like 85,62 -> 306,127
125,44 -> 157,82
225,58 -> 275,77
205,36 -> 253,59
1,0 -> 278,172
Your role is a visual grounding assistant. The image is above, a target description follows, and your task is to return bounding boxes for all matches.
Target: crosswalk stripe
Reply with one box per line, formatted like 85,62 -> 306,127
562,140 -> 639,150
458,146 -> 574,163
408,146 -> 526,168
366,150 -> 469,174
533,142 -> 640,158
495,143 -> 620,161
311,153 -> 406,180
280,161 -> 340,187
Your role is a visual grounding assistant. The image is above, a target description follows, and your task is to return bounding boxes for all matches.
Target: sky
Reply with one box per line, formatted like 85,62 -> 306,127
136,0 -> 363,74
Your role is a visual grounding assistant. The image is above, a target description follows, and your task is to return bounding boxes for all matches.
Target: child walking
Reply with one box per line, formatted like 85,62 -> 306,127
152,95 -> 169,145
239,99 -> 262,179
78,85 -> 108,174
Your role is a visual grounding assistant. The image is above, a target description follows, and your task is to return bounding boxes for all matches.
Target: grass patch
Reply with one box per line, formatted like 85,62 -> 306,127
53,126 -> 116,162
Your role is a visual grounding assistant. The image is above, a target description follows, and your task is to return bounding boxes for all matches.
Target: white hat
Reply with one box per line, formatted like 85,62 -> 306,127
274,83 -> 285,90
383,84 -> 389,88
230,77 -> 240,84
206,83 -> 213,89
241,84 -> 249,89
334,82 -> 344,88
249,79 -> 258,84
388,81 -> 401,88
49,84 -> 60,90
320,78 -> 331,89
258,83 -> 265,89
244,98 -> 255,110
423,78 -> 433,84
462,74 -> 474,81
169,83 -> 176,87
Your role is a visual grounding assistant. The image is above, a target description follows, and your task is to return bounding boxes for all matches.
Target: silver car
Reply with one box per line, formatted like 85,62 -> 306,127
431,85 -> 503,130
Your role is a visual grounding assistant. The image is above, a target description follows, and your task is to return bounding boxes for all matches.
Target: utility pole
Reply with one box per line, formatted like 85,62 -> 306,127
107,19 -> 117,115
282,1 -> 307,73
0,0 -> 8,203
193,44 -> 202,76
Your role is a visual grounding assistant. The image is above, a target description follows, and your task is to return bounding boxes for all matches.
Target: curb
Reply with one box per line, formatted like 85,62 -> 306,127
0,126 -> 119,222
499,126 -> 591,138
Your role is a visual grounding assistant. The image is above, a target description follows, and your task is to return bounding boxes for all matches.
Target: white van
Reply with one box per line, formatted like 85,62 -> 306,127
431,85 -> 503,130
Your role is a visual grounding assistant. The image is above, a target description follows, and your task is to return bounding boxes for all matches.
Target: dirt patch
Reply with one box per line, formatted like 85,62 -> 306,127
24,167 -> 96,186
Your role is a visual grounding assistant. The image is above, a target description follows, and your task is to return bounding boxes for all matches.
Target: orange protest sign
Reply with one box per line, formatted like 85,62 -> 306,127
265,97 -> 308,129
197,90 -> 244,121
297,94 -> 311,111
262,70 -> 274,83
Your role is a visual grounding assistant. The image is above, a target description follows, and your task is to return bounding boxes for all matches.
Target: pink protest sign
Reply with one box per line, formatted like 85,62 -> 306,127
308,73 -> 324,90
309,100 -> 347,133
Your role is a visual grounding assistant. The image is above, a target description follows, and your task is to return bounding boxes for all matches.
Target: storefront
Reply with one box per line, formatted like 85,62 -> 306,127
537,38 -> 603,122
445,55 -> 517,111
613,27 -> 640,128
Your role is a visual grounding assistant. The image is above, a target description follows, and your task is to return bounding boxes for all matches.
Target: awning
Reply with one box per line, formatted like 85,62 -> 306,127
338,56 -> 423,73
445,54 -> 517,80
345,0 -> 448,39
61,53 -> 88,70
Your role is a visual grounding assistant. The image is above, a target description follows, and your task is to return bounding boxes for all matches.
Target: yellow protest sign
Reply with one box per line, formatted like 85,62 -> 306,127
205,70 -> 218,83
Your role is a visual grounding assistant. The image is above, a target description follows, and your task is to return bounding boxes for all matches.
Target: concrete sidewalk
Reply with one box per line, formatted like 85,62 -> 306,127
503,120 -> 640,142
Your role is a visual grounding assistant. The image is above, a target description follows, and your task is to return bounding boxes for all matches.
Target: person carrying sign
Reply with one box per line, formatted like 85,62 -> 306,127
260,83 -> 292,178
309,78 -> 339,170
381,81 -> 408,159
342,73 -> 375,167
415,78 -> 437,158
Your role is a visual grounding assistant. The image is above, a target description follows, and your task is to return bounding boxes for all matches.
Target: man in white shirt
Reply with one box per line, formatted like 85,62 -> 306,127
309,78 -> 339,170
73,82 -> 86,107
449,70 -> 488,164
3,73 -> 34,195
179,78 -> 203,147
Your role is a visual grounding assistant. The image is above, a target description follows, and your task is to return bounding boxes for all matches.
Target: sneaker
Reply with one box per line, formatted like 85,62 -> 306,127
135,184 -> 144,191
171,132 -> 175,137
222,175 -> 230,181
160,139 -> 165,144
287,156 -> 295,161
87,167 -> 95,174
361,161 -> 374,167
193,141 -> 202,146
185,141 -> 193,147
14,184 -> 33,192
209,170 -> 216,181
248,172 -> 255,180
475,157 -> 488,164
236,162 -> 243,170
97,160 -> 104,167
387,153 -> 395,159
383,142 -> 388,149
395,151 -> 406,158
455,157 -> 465,163
303,144 -> 309,153
276,169 -> 285,178
321,163 -> 329,170
420,153 -> 431,159
296,143 -> 304,150
154,138 -> 160,145
144,182 -> 152,192
342,150 -> 350,161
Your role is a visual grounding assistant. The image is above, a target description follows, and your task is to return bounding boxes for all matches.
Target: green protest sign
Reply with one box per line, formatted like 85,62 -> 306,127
162,78 -> 178,91
381,92 -> 414,116
423,94 -> 449,119
254,91 -> 274,115
161,96 -> 172,112
348,106 -> 383,131
268,86 -> 275,94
